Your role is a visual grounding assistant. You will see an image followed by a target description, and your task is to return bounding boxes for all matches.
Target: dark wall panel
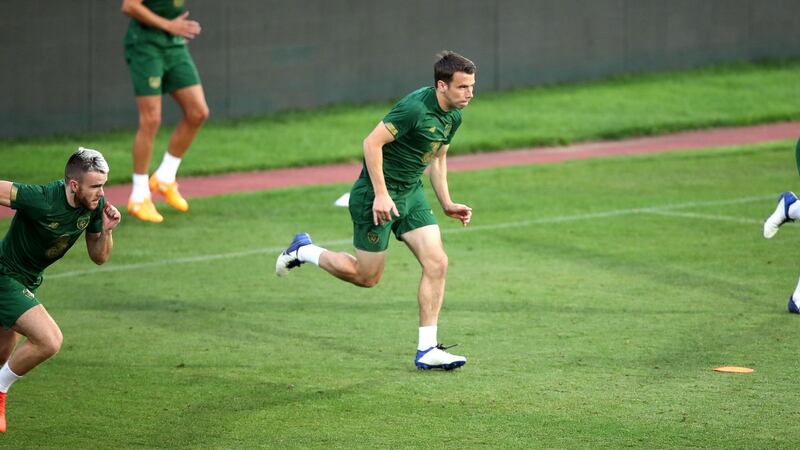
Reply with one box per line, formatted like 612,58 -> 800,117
1,0 -> 799,138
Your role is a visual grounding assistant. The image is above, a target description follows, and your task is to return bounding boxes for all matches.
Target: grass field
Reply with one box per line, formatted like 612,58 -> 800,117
1,60 -> 799,185
1,139 -> 799,448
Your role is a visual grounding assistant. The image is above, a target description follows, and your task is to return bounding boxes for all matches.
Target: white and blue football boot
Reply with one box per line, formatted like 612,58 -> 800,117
415,344 -> 466,370
276,232 -> 313,277
789,296 -> 800,314
763,192 -> 798,239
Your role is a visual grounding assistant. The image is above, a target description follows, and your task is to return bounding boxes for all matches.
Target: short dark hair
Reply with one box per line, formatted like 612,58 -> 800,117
434,51 -> 476,85
65,147 -> 109,182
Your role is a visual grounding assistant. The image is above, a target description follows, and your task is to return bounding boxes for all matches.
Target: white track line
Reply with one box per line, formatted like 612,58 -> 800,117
642,209 -> 762,225
47,195 -> 771,280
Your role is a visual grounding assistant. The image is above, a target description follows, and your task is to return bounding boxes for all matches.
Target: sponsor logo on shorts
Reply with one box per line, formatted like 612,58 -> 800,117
77,215 -> 90,231
367,231 -> 380,244
148,76 -> 162,89
21,288 -> 34,300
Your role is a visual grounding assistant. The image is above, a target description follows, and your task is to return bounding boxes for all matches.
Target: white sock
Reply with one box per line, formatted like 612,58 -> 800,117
418,325 -> 438,351
130,173 -> 151,202
792,277 -> 800,303
297,244 -> 325,266
788,201 -> 800,220
155,152 -> 182,184
0,363 -> 21,393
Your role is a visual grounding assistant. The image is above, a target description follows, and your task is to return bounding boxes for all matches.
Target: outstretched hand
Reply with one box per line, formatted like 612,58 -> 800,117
444,203 -> 472,227
102,202 -> 121,231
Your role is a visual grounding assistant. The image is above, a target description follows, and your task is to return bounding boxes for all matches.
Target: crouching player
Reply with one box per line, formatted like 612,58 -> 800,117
0,148 -> 121,431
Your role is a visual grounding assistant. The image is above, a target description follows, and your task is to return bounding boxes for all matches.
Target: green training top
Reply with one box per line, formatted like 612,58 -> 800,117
359,86 -> 462,192
124,0 -> 188,48
0,180 -> 104,289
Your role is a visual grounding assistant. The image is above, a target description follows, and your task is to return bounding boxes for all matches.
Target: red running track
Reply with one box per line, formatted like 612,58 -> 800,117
1,121 -> 798,219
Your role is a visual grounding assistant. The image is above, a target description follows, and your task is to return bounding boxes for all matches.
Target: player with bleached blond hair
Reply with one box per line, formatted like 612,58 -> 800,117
0,148 -> 121,432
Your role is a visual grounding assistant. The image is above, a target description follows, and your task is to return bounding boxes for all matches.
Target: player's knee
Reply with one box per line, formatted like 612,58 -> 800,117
186,105 -> 209,127
355,273 -> 382,288
40,329 -> 63,358
424,253 -> 448,279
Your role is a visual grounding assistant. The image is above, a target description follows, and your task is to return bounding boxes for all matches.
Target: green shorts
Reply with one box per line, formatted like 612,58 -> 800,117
0,274 -> 40,330
125,41 -> 201,96
349,178 -> 438,252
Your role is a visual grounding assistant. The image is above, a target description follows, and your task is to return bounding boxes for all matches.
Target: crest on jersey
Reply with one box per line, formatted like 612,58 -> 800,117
148,76 -> 162,89
77,215 -> 90,231
444,123 -> 452,137
367,231 -> 380,244
48,222 -> 60,230
174,0 -> 185,8
428,126 -> 437,134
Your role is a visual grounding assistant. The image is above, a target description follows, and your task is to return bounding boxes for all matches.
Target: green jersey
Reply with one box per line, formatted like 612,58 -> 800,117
0,180 -> 104,289
124,0 -> 188,48
359,86 -> 463,191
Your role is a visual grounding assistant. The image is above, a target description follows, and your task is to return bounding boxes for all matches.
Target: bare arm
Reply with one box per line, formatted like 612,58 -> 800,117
429,145 -> 472,226
121,0 -> 201,39
0,181 -> 12,208
363,122 -> 399,225
85,203 -> 121,265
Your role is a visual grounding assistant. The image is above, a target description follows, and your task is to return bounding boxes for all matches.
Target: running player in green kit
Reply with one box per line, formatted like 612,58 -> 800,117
122,0 -> 210,223
0,148 -> 121,432
276,51 -> 476,370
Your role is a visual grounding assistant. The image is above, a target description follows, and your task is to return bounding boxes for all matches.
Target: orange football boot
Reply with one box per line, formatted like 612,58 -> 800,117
149,174 -> 189,212
0,391 -> 7,432
127,197 -> 164,223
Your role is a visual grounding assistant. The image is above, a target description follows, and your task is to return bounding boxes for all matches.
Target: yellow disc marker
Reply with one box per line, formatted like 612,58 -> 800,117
713,366 -> 754,373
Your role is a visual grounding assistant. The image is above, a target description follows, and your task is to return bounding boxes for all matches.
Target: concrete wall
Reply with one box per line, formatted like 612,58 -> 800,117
1,0 -> 798,138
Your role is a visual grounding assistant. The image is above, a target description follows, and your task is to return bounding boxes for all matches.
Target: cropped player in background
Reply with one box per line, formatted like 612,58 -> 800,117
0,148 -> 120,432
763,139 -> 800,313
122,0 -> 210,223
277,51 -> 475,370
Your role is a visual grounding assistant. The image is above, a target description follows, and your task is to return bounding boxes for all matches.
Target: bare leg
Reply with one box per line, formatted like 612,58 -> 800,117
166,85 -> 209,159
0,330 -> 18,365
8,305 -> 62,376
401,225 -> 448,326
319,249 -> 387,288
132,95 -> 162,174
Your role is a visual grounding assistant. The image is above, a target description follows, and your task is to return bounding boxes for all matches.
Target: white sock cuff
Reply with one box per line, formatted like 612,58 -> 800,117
418,325 -> 438,351
155,152 -> 182,184
297,244 -> 325,266
130,173 -> 151,202
0,362 -> 21,393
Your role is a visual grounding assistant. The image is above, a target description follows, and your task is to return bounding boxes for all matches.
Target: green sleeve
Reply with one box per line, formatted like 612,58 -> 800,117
10,183 -> 48,219
382,100 -> 423,140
